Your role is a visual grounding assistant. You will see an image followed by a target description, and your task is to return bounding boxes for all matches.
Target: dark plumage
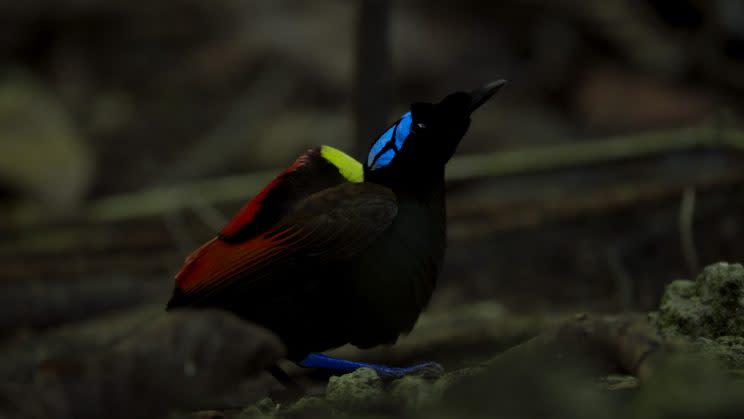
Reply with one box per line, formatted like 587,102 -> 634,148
167,80 -> 505,362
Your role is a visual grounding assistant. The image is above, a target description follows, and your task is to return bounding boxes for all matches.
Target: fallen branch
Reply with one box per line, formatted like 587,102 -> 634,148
74,117 -> 744,223
0,277 -> 168,335
436,313 -> 671,400
485,313 -> 663,379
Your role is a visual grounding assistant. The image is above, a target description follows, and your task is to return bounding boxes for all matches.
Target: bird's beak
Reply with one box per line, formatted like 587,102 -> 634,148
467,79 -> 506,113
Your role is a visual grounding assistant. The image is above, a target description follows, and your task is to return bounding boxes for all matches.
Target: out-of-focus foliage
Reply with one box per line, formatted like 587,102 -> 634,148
1,0 -> 742,200
0,75 -> 92,210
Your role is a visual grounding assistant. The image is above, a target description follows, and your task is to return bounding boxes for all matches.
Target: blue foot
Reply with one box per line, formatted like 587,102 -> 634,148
299,353 -> 444,380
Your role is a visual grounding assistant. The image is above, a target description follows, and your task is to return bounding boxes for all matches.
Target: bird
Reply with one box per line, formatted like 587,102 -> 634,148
167,80 -> 506,379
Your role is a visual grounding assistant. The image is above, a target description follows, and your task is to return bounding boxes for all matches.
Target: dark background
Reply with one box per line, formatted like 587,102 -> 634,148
1,0 -> 743,373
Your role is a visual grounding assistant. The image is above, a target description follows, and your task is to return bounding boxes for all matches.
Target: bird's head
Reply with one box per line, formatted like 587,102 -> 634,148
364,80 -> 505,189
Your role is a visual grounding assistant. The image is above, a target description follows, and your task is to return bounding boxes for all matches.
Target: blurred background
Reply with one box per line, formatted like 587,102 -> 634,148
1,0 -> 743,382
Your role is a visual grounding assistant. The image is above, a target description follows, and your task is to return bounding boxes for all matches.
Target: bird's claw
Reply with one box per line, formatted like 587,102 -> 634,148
374,361 -> 445,380
409,361 -> 445,379
298,353 -> 444,380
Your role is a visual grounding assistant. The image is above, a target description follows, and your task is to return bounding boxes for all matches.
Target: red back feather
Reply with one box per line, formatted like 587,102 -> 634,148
219,152 -> 312,237
175,228 -> 297,293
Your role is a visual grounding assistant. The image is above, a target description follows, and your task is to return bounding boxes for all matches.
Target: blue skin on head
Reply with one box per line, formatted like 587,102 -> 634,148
367,111 -> 413,170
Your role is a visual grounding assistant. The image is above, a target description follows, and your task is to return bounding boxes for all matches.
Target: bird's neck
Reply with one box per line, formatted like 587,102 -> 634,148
377,167 -> 446,205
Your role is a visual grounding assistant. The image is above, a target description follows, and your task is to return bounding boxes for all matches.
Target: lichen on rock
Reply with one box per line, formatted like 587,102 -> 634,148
281,396 -> 335,419
652,262 -> 744,338
325,368 -> 387,411
695,336 -> 744,369
237,397 -> 279,419
390,375 -> 439,410
597,374 -> 640,391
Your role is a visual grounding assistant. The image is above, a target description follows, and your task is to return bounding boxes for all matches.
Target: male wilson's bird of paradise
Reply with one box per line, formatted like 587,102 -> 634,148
167,80 -> 506,379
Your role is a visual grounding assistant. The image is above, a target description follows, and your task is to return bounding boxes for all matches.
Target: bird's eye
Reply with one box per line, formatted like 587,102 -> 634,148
416,122 -> 427,130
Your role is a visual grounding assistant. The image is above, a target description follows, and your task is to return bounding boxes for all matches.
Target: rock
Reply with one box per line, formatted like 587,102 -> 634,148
597,374 -> 640,391
282,396 -> 335,419
191,410 -> 228,419
653,262 -> 744,338
651,262 -> 744,372
19,309 -> 286,419
325,368 -> 387,412
436,357 -> 609,419
110,309 -> 286,399
432,366 -> 487,395
237,397 -> 279,419
390,375 -> 439,410
632,353 -> 744,418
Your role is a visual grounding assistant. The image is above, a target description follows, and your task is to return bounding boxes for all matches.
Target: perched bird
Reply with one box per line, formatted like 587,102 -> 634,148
167,80 -> 505,378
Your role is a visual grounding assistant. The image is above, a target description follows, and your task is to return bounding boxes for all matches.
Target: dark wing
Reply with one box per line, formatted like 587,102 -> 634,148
169,182 -> 397,306
219,147 -> 360,242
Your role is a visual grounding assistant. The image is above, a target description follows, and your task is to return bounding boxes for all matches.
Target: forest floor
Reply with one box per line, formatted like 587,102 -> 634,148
222,262 -> 744,419
2,3 -> 744,417
2,261 -> 743,419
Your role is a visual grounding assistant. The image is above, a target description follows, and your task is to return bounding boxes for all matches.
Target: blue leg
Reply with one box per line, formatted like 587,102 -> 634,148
298,353 -> 443,380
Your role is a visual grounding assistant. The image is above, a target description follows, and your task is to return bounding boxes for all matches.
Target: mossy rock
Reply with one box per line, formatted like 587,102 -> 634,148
695,336 -> 744,369
281,396 -> 336,419
653,262 -> 744,338
632,353 -> 744,418
597,374 -> 640,391
390,375 -> 440,410
325,368 -> 387,412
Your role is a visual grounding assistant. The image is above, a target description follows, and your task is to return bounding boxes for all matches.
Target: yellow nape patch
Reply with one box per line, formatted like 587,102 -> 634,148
320,145 -> 363,183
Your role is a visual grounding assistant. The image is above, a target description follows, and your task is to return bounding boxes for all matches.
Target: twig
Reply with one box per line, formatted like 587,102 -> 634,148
447,167 -> 744,239
606,247 -> 634,309
187,195 -> 228,232
162,209 -> 197,257
0,279 -> 168,335
679,187 -> 700,276
484,313 -> 663,379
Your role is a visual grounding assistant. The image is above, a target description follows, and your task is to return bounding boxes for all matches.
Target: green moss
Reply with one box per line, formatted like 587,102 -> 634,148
653,262 -> 744,338
632,354 -> 744,418
281,396 -> 336,419
432,366 -> 486,395
325,368 -> 387,412
390,375 -> 439,410
597,375 -> 640,391
696,336 -> 744,369
238,397 -> 279,419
